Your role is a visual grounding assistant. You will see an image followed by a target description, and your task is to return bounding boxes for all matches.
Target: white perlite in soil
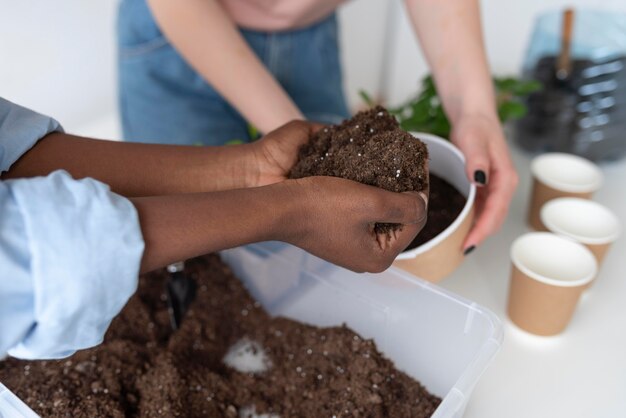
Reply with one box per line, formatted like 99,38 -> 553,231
223,337 -> 272,374
239,405 -> 280,418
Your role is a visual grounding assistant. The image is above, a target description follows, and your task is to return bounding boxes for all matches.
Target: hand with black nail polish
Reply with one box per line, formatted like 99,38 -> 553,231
449,114 -> 519,253
474,170 -> 487,185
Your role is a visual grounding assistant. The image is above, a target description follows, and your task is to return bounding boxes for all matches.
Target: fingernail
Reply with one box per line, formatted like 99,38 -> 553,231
418,191 -> 429,207
474,170 -> 487,186
463,245 -> 476,256
402,191 -> 428,224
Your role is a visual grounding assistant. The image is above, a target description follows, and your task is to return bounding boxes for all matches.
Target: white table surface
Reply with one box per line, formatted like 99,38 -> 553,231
439,144 -> 626,418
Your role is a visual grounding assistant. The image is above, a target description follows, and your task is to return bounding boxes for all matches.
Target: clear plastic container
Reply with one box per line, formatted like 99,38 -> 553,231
221,242 -> 503,418
0,382 -> 38,418
0,242 -> 503,418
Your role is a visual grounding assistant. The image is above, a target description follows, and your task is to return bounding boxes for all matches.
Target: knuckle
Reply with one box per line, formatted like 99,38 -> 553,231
284,120 -> 307,134
351,264 -> 367,274
386,204 -> 405,222
368,258 -> 390,274
366,193 -> 387,215
286,119 -> 303,128
488,218 -> 503,235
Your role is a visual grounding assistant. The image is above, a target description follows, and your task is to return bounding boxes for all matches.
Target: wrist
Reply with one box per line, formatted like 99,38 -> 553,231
435,72 -> 498,125
453,109 -> 500,126
244,142 -> 265,188
264,180 -> 311,244
200,143 -> 258,190
443,93 -> 498,126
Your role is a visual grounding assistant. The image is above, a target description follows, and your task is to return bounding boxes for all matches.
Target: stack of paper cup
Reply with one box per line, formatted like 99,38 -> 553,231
510,153 -> 620,335
541,198 -> 621,279
507,232 -> 597,336
528,153 -> 603,230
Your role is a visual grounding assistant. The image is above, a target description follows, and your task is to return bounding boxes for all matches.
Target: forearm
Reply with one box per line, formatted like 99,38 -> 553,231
133,183 -> 299,273
147,0 -> 303,133
405,0 -> 496,122
2,132 -> 256,196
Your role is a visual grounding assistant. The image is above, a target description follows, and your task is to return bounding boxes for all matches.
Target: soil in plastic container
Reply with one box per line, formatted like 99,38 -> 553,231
0,255 -> 441,418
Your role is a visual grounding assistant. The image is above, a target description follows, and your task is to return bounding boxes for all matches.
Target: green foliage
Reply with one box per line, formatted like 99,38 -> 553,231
359,90 -> 376,108
360,75 -> 541,139
226,124 -> 260,145
247,124 -> 260,141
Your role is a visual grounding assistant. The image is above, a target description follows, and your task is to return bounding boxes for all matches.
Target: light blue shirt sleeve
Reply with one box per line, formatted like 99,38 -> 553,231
0,97 -> 63,173
0,98 -> 145,360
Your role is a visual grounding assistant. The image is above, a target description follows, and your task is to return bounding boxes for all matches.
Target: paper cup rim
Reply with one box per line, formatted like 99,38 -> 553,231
396,132 -> 476,259
510,232 -> 597,287
531,153 -> 603,193
540,198 -> 622,244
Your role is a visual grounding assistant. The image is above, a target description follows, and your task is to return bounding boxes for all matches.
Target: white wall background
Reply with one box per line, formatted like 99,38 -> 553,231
0,0 -> 118,138
1,0 -> 626,138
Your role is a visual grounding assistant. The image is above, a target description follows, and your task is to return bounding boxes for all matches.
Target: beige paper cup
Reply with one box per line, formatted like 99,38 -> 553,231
527,153 -> 603,230
507,232 -> 597,336
541,198 -> 621,287
394,133 -> 476,282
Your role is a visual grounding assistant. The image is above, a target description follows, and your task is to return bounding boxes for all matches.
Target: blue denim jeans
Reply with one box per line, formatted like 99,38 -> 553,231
117,0 -> 350,145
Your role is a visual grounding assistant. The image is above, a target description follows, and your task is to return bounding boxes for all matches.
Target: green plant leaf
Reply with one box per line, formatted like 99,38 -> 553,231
498,101 -> 527,121
358,90 -> 376,108
247,124 -> 260,141
410,98 -> 432,124
494,77 -> 517,91
225,139 -> 245,145
391,73 -> 537,139
495,78 -> 542,96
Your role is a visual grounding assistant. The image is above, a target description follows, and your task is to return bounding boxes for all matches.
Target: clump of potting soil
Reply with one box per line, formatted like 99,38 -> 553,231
0,254 -> 441,418
406,174 -> 467,250
289,106 -> 429,234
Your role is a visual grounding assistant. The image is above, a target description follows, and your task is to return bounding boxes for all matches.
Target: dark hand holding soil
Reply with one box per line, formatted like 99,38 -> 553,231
0,255 -> 440,418
289,106 -> 429,235
283,176 -> 427,273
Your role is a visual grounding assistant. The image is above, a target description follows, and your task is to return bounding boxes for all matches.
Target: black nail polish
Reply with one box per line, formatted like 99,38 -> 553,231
474,170 -> 487,185
463,245 -> 476,256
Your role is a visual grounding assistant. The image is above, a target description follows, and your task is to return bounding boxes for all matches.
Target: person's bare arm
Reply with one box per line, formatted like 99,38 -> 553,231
1,133 -> 256,196
147,0 -> 303,133
405,0 -> 493,122
1,121 -> 314,196
2,121 -> 427,274
134,177 -> 427,274
405,0 -> 518,251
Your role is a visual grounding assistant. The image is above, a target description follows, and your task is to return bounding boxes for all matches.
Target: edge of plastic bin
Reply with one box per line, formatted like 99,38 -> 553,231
386,266 -> 504,418
0,383 -> 39,418
224,243 -> 504,418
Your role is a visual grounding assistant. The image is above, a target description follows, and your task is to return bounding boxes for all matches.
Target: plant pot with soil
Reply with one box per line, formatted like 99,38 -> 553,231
356,75 -> 538,281
393,133 -> 476,282
289,107 -> 474,282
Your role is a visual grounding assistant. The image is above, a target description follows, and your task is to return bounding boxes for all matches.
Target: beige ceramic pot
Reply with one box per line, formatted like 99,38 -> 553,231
393,133 -> 476,282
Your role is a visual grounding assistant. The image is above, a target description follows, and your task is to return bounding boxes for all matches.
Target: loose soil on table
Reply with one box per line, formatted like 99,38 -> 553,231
405,174 -> 467,251
0,255 -> 441,418
289,106 -> 429,234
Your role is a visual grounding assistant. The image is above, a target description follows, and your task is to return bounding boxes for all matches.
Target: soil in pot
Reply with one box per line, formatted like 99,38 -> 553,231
289,106 -> 429,235
405,174 -> 467,251
0,255 -> 441,418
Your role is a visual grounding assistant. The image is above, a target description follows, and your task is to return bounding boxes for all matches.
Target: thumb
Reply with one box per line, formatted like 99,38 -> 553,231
377,190 -> 428,227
